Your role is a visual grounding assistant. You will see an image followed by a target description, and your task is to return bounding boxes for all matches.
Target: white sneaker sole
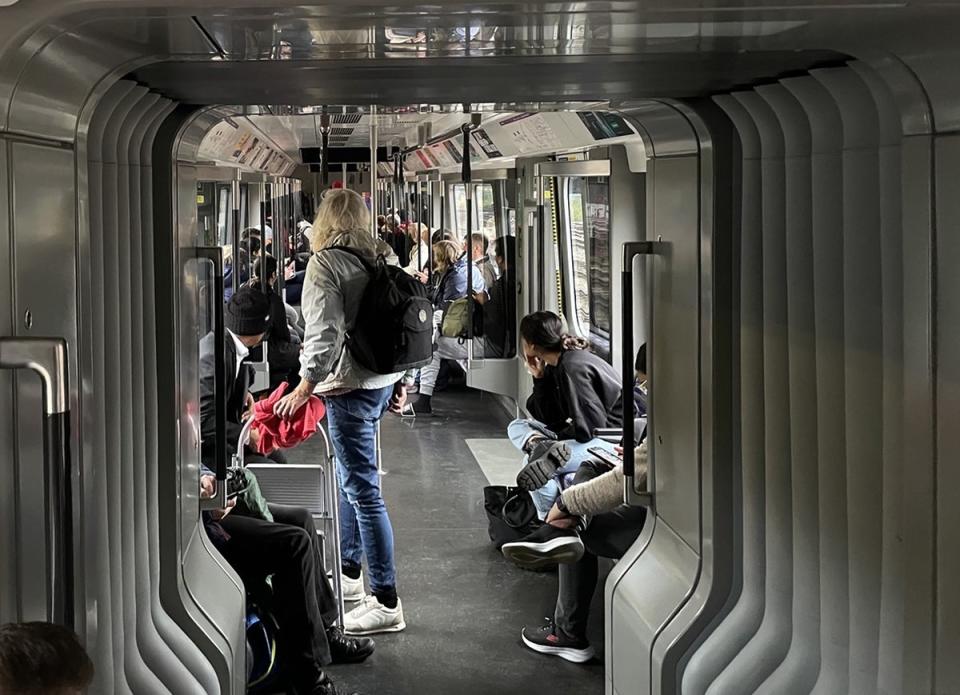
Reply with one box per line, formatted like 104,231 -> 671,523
521,632 -> 595,663
502,536 -> 584,570
345,619 -> 407,636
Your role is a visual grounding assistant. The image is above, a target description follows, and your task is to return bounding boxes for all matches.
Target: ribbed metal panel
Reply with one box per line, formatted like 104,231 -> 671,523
678,60 -> 939,695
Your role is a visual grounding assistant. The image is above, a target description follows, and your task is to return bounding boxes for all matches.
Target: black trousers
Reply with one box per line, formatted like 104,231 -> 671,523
218,503 -> 338,689
554,462 -> 647,640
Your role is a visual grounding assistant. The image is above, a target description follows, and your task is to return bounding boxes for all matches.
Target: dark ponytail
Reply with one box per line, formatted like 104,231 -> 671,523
519,311 -> 590,352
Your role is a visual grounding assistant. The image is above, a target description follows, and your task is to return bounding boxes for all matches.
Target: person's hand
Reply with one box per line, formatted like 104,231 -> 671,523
524,354 -> 545,379
414,271 -> 429,284
517,441 -> 571,491
284,261 -> 296,281
243,392 -> 256,421
389,383 -> 408,414
546,502 -> 569,525
200,474 -> 216,499
210,496 -> 236,521
274,385 -> 311,419
472,290 -> 488,305
248,427 -> 262,451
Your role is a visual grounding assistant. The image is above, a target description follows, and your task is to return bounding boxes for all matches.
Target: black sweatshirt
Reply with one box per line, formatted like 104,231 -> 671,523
526,348 -> 624,443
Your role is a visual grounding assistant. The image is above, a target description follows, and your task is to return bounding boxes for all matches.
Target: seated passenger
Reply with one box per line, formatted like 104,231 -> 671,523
199,287 -> 284,464
402,223 -> 430,277
509,443 -> 648,664
412,239 -> 486,415
472,236 -> 516,358
244,255 -> 303,389
201,474 -> 372,695
468,232 -> 498,290
0,621 -> 94,694
509,311 -> 622,518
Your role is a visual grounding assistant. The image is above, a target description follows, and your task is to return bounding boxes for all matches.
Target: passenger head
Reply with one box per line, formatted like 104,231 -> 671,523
407,222 -> 429,242
635,343 -> 647,382
225,285 -> 271,347
310,189 -> 370,251
519,311 -> 589,366
431,229 -> 453,244
470,233 -> 488,260
376,215 -> 386,229
494,235 -> 515,274
252,254 -> 278,288
432,240 -> 461,274
240,229 -> 262,257
0,622 -> 94,694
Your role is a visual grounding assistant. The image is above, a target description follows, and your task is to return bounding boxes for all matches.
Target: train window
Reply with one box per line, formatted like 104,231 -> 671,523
451,183 -> 496,241
566,176 -> 611,359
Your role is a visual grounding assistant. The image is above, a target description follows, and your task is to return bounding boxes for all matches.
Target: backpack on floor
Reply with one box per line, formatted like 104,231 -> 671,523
245,601 -> 282,693
327,246 -> 434,374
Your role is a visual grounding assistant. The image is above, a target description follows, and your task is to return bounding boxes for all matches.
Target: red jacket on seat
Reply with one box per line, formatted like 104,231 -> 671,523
251,382 -> 325,454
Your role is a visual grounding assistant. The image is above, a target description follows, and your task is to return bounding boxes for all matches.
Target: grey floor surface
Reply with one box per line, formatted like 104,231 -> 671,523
288,387 -> 606,695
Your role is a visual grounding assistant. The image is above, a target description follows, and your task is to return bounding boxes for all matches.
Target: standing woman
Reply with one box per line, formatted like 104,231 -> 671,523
274,189 -> 411,635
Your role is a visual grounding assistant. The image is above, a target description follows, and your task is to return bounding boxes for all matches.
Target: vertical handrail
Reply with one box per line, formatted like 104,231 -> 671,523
621,241 -> 664,509
193,247 -> 228,511
231,172 -> 241,295
0,337 -> 72,626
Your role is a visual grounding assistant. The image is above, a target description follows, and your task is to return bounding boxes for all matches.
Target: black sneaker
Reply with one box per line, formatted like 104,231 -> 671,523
501,524 -> 585,570
327,626 -> 375,664
521,623 -> 595,664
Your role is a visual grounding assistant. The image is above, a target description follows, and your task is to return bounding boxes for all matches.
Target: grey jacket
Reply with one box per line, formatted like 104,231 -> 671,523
299,230 -> 409,394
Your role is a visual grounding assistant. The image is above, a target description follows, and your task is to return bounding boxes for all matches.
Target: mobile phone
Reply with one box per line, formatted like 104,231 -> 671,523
587,446 -> 623,468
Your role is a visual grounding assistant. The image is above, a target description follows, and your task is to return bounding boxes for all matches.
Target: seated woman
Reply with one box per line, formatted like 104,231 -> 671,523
509,311 -> 623,518
402,222 -> 430,277
412,239 -> 486,415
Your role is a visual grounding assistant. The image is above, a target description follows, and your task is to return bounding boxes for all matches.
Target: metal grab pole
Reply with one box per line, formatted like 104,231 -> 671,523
231,171 -> 241,295
462,121 -> 475,365
0,338 -> 72,627
370,104 -> 378,238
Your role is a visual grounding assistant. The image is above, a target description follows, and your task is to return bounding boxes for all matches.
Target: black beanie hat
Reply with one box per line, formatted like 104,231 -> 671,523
226,286 -> 271,337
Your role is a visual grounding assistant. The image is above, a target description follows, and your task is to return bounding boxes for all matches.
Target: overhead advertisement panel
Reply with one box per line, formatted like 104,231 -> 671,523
199,117 -> 296,175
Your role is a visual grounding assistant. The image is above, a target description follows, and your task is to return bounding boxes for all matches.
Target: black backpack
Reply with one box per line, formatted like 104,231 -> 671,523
326,246 -> 434,374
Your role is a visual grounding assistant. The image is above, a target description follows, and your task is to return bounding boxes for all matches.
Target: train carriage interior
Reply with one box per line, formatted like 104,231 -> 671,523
1,2 -> 959,694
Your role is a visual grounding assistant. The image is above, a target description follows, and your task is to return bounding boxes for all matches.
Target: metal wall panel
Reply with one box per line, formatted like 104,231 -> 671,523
784,75 -> 851,695
682,93 -> 763,695
10,140 -> 78,622
678,60 -> 946,695
814,67 -> 885,695
753,81 -> 820,694
0,137 -> 15,624
933,133 -> 960,695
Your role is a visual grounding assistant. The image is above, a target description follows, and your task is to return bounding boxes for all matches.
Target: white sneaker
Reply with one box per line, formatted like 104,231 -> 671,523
341,573 -> 365,603
344,596 -> 406,635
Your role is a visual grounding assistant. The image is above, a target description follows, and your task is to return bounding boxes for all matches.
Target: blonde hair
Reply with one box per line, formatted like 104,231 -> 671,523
310,189 -> 370,251
432,239 -> 461,273
407,222 -> 429,242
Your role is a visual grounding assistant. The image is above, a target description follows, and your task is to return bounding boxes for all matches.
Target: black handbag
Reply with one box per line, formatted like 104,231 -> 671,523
483,485 -> 541,549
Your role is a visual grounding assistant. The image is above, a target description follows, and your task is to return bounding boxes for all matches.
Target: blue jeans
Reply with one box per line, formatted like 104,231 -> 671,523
507,419 -> 617,519
327,386 -> 396,594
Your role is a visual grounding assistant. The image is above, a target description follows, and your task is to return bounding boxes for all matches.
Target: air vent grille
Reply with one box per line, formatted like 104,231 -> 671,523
329,127 -> 353,136
332,114 -> 362,124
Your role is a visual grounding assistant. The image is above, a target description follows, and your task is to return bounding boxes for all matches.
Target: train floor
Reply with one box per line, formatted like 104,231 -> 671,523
287,386 -> 607,695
